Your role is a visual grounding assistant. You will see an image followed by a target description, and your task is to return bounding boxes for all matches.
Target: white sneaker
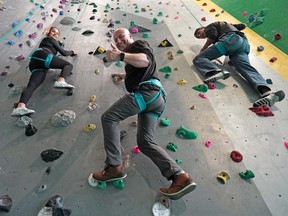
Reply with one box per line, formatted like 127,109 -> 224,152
204,70 -> 231,84
253,90 -> 285,107
54,81 -> 74,89
11,107 -> 35,116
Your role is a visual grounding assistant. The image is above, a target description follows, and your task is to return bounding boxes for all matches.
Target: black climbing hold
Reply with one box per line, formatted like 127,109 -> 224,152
38,195 -> 72,216
0,195 -> 12,212
41,149 -> 63,162
25,123 -> 38,136
108,22 -> 114,28
90,15 -> 95,20
82,30 -> 94,36
120,130 -> 127,142
8,83 -> 14,88
45,166 -> 51,175
67,88 -> 73,96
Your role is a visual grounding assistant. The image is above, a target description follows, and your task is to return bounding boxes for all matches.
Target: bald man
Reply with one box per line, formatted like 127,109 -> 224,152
89,28 -> 196,199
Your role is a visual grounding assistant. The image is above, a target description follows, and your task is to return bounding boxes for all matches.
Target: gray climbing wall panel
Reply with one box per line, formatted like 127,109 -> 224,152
0,0 -> 287,215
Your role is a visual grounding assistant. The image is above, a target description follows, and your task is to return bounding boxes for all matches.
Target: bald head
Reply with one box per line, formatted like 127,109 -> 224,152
113,28 -> 134,51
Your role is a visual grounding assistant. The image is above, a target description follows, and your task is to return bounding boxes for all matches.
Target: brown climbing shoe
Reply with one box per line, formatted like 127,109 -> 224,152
92,165 -> 127,181
159,173 -> 196,200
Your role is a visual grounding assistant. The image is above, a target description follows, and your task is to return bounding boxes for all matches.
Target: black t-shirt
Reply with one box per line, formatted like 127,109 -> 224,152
39,37 -> 73,56
124,40 -> 158,92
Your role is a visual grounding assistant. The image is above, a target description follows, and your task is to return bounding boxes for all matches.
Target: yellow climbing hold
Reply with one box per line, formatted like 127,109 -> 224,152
177,79 -> 187,85
89,95 -> 96,102
83,124 -> 96,132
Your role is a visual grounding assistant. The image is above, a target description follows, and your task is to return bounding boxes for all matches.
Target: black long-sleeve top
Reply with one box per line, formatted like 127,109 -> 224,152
39,36 -> 73,56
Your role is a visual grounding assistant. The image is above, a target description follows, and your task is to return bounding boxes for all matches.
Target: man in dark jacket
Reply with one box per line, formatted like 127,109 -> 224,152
193,21 -> 285,107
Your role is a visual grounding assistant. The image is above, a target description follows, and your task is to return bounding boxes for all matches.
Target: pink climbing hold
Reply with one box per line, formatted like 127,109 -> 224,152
37,23 -> 43,29
131,27 -> 138,33
52,8 -> 57,13
29,32 -> 38,39
242,11 -> 247,16
207,81 -> 216,89
205,140 -> 212,148
132,146 -> 141,153
201,17 -> 206,21
284,142 -> 288,149
174,16 -> 179,19
199,93 -> 207,99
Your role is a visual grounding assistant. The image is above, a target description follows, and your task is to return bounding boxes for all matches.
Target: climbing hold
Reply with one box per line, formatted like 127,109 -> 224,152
90,15 -> 95,20
14,29 -> 23,37
102,18 -> 109,23
83,124 -> 96,132
199,93 -> 207,99
95,68 -> 100,74
209,9 -> 216,12
202,3 -> 207,6
205,140 -> 212,148
177,79 -> 187,85
284,142 -> 288,149
130,120 -> 138,127
142,33 -> 150,38
26,39 -> 36,47
93,46 -> 106,55
257,46 -> 264,51
153,18 -> 158,24
201,17 -> 206,21
0,195 -> 12,212
51,110 -> 76,127
89,95 -> 96,102
190,105 -> 196,110
239,170 -> 255,179
28,32 -> 38,39
120,130 -> 127,142
164,73 -> 171,79
82,30 -> 94,36
230,150 -> 243,162
269,57 -> 277,62
166,142 -> 178,152
242,11 -> 247,16
116,61 -> 124,66
158,12 -> 163,16
25,123 -> 38,136
176,125 -> 198,139
41,149 -> 63,162
15,116 -> 33,127
60,16 -> 76,25
45,167 -> 51,175
177,49 -> 184,54
37,184 -> 48,193
129,24 -> 151,33
217,171 -> 230,184
266,79 -> 273,84
175,159 -> 182,165
274,33 -> 281,40
207,82 -> 216,89
108,22 -> 114,28
249,105 -> 274,117
131,27 -> 138,33
192,84 -> 208,92
87,102 -> 98,111
159,66 -> 172,73
37,195 -> 71,216
158,39 -> 173,47
132,146 -> 141,153
160,118 -> 170,126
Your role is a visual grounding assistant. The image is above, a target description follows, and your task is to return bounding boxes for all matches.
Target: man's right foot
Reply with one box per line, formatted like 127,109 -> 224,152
11,107 -> 35,116
204,70 -> 231,84
54,81 -> 75,89
253,90 -> 285,107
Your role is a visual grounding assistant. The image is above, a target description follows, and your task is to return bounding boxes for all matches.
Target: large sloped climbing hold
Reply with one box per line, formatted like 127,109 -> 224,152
158,38 -> 173,47
192,84 -> 208,92
217,171 -> 230,184
230,150 -> 243,162
41,149 -> 64,162
51,110 -> 76,127
37,195 -> 71,216
82,30 -> 94,36
176,125 -> 198,139
239,170 -> 255,179
15,116 -> 33,127
0,195 -> 12,213
60,17 -> 76,25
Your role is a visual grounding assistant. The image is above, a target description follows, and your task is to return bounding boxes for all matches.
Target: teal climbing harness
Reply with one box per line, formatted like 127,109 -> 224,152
134,79 -> 166,119
28,48 -> 53,73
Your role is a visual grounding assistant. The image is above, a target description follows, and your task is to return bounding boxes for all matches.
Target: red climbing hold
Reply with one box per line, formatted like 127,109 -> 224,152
249,105 -> 274,117
230,150 -> 243,162
274,33 -> 281,40
207,81 -> 216,89
210,9 -> 216,12
269,57 -> 277,62
201,17 -> 206,21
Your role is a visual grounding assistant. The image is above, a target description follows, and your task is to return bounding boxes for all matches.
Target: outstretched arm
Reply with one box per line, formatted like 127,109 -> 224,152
106,44 -> 149,68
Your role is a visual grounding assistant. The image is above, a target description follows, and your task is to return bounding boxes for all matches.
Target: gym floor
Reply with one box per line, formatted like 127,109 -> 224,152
0,0 -> 287,215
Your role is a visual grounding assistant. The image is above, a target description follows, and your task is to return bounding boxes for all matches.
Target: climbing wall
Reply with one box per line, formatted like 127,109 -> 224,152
0,0 -> 287,215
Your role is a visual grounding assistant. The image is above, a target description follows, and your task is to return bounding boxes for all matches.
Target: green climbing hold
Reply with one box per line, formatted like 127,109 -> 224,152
104,9 -> 109,13
115,20 -> 121,24
160,118 -> 170,126
123,13 -> 127,16
116,61 -> 124,66
192,84 -> 208,93
113,179 -> 125,189
159,66 -> 172,73
153,18 -> 158,24
142,33 -> 150,38
175,159 -> 182,165
239,170 -> 255,179
166,142 -> 178,152
135,10 -> 139,13
97,181 -> 107,190
130,21 -> 135,26
158,12 -> 163,16
176,125 -> 198,139
177,50 -> 184,54
164,73 -> 171,79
